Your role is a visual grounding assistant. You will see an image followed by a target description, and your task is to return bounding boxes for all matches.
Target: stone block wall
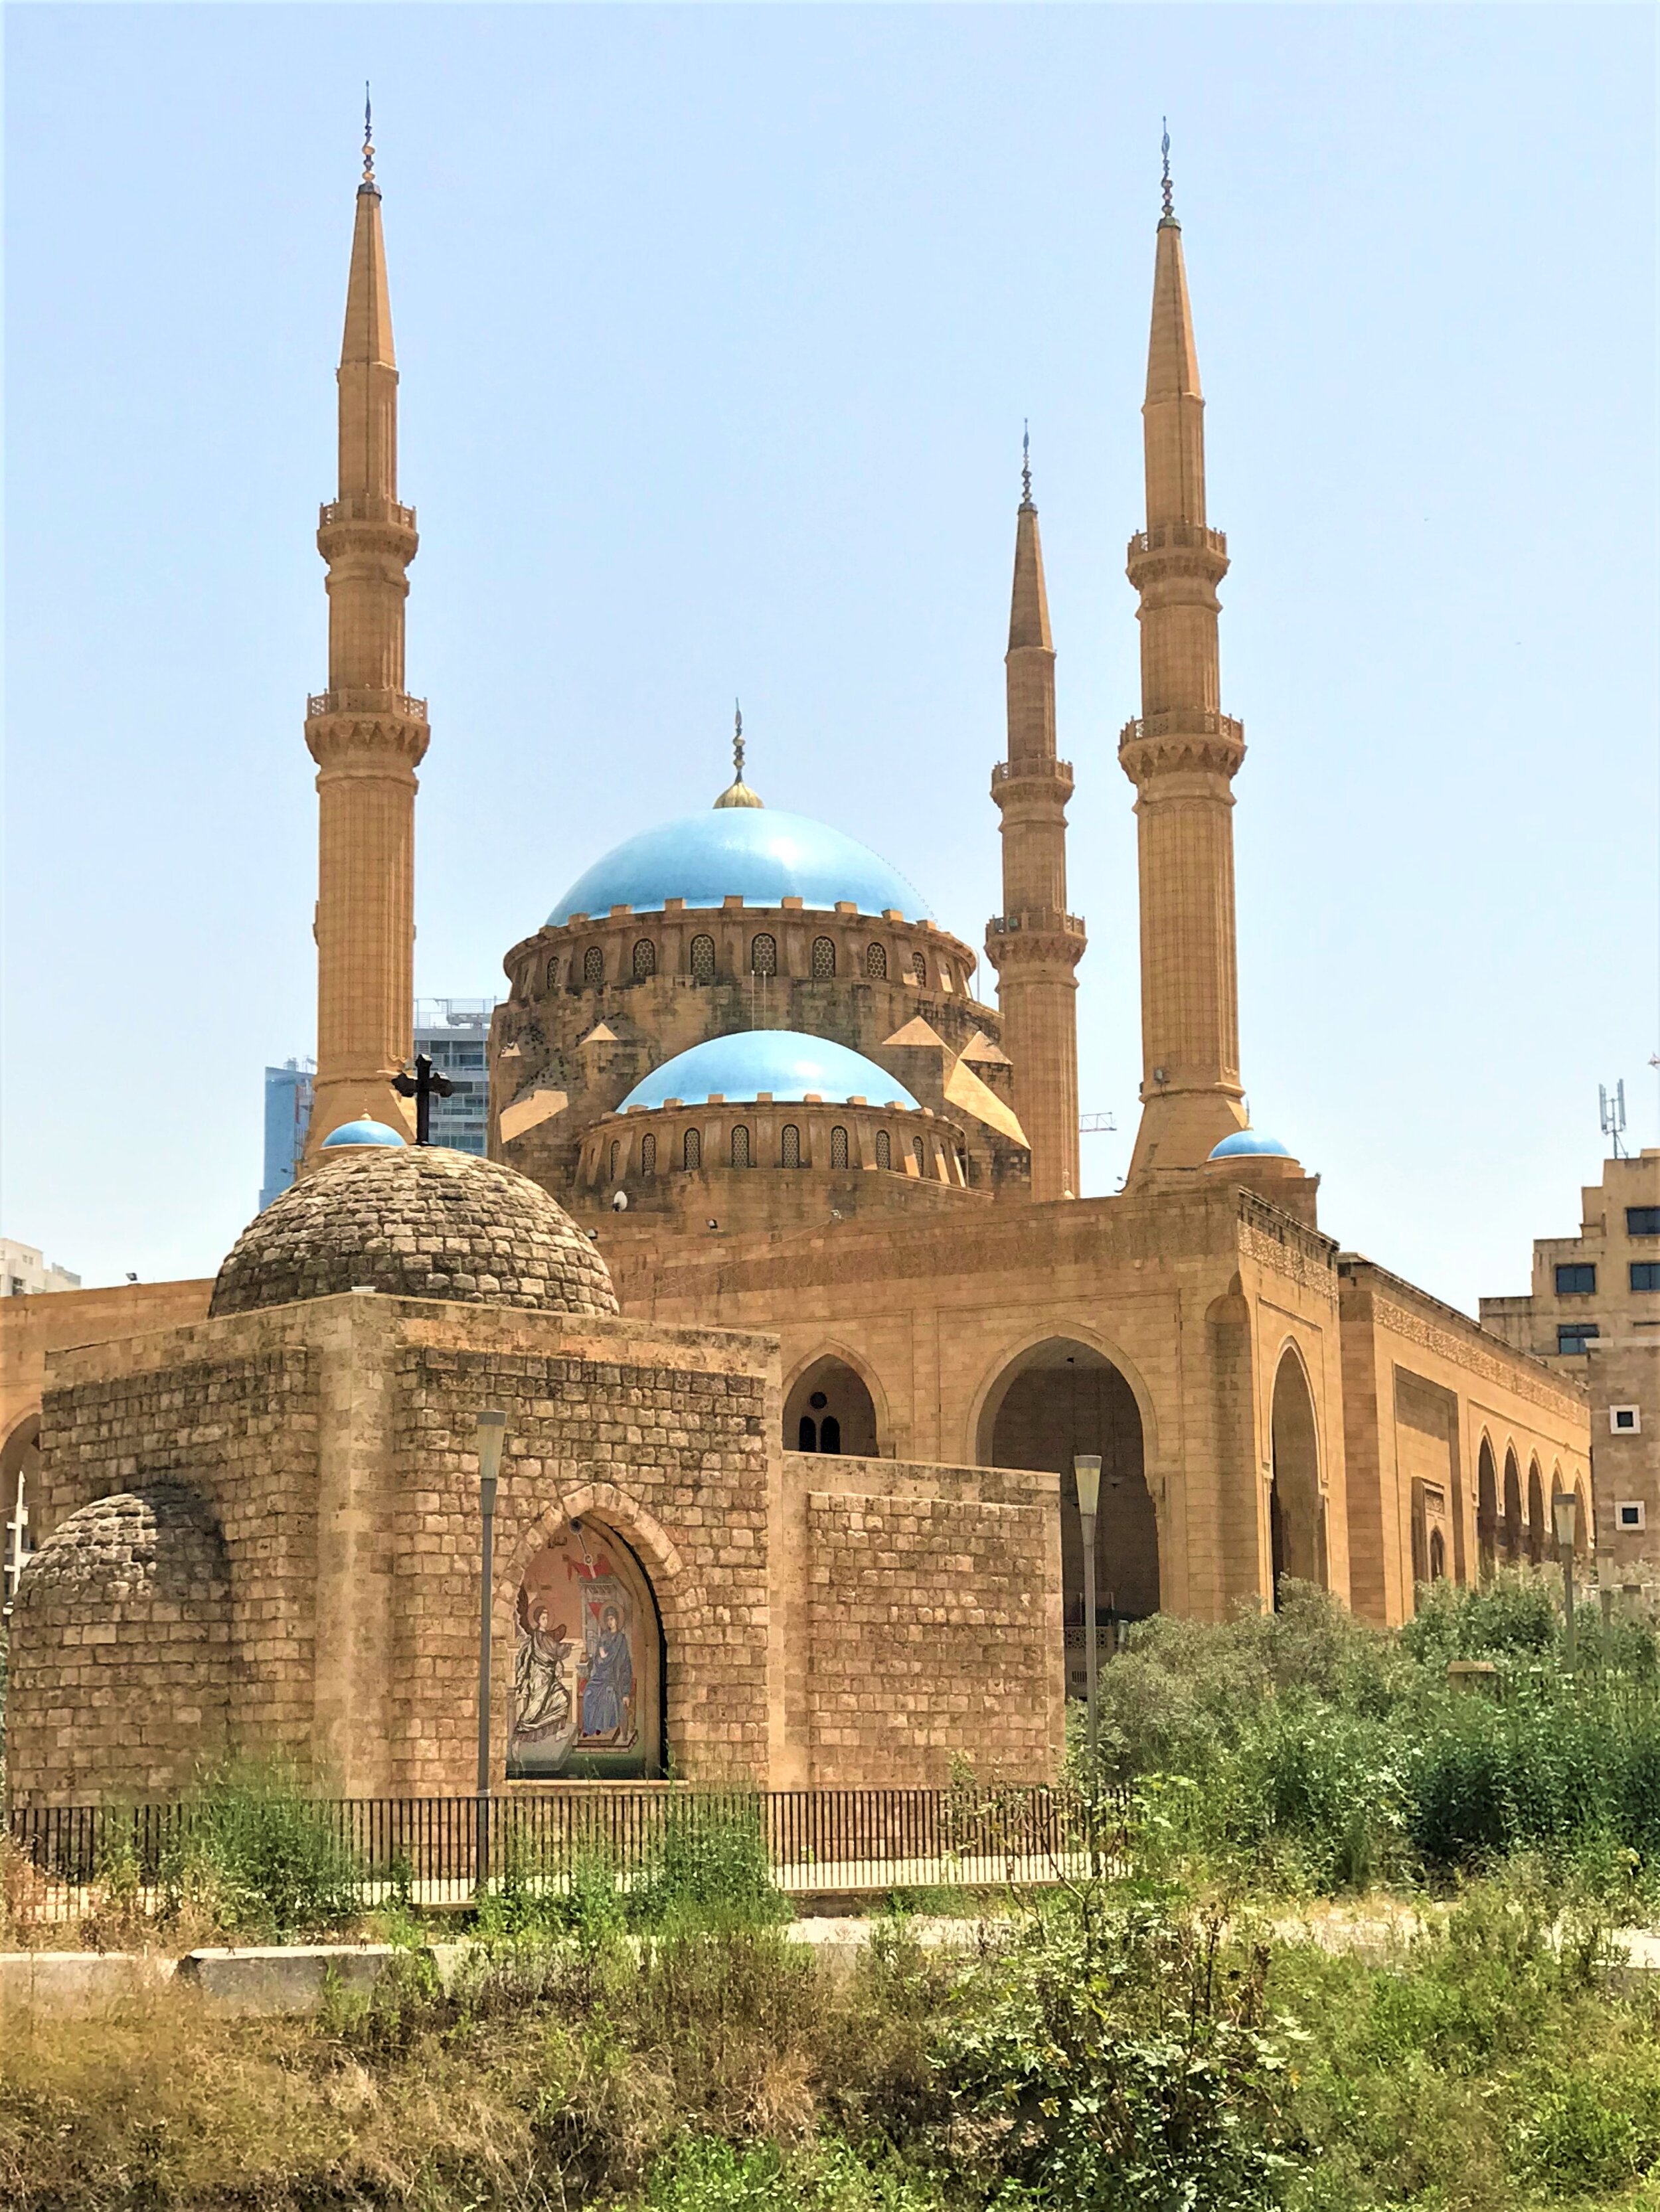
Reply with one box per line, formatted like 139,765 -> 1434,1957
33,1340 -> 321,1761
792,1455 -> 1062,1784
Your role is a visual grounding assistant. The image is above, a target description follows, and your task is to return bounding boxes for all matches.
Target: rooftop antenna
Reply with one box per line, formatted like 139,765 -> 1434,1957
362,82 -> 375,187
1160,118 -> 1173,222
1021,421 -> 1032,507
1600,1079 -> 1628,1161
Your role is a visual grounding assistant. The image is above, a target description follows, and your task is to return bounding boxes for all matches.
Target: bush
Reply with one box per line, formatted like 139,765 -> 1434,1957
162,1755 -> 364,1936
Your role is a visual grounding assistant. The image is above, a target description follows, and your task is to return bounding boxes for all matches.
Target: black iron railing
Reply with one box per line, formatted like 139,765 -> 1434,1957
5,1784 -> 1134,1924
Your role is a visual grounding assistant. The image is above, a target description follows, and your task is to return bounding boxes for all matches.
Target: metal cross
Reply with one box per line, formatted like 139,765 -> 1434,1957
393,1052 -> 454,1145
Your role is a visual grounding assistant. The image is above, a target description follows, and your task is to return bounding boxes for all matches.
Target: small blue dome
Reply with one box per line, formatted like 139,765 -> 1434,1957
1208,1128 -> 1293,1160
549,808 -> 932,927
620,1031 -> 920,1112
321,1117 -> 408,1150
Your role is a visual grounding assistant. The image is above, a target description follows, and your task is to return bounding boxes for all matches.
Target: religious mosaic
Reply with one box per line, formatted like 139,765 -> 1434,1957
508,1518 -> 649,1778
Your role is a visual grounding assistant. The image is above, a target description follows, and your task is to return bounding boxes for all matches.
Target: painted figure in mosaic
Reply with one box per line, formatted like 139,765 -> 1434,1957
580,1601 -> 634,1741
512,1597 -> 580,1766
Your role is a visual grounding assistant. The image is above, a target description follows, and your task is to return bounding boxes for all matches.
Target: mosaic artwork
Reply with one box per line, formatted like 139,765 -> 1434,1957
508,1519 -> 647,1778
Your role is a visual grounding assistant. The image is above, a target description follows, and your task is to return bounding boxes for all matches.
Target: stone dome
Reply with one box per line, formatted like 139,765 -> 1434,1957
18,1484 -> 228,1611
211,1145 -> 618,1318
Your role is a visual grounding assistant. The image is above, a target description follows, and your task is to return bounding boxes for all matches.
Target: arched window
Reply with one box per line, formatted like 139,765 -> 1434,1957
546,956 -> 561,992
874,1129 -> 892,1170
820,1414 -> 842,1454
631,938 -> 657,981
812,936 -> 837,980
731,1124 -> 752,1168
797,1415 -> 817,1452
583,945 -> 605,988
608,1141 -> 620,1182
690,934 -> 716,984
864,943 -> 887,980
683,1127 -> 701,1170
913,1135 -> 927,1174
830,1125 -> 849,1169
781,1124 -> 801,1168
1429,1529 -> 1446,1582
912,951 -> 928,987
640,1133 -> 656,1175
750,932 -> 778,978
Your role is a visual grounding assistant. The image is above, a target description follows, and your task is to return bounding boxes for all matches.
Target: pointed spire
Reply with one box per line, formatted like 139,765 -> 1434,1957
1008,434 -> 1052,656
363,82 -> 375,189
337,107 -> 397,506
712,698 -> 764,809
1143,181 -> 1206,528
1020,420 -> 1033,509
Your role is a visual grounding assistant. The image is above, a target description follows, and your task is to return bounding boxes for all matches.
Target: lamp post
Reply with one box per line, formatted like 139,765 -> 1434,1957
1552,1489 -> 1579,1672
475,1411 -> 507,1888
1074,1455 -> 1103,1787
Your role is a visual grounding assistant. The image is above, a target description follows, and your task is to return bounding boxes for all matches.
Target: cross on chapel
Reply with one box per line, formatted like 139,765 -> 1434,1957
392,1052 -> 454,1145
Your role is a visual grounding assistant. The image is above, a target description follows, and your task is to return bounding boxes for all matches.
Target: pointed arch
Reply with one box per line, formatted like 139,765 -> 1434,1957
783,1342 -> 887,1459
1502,1447 -> 1523,1563
1527,1458 -> 1546,1566
1270,1342 -> 1325,1600
1476,1435 -> 1498,1579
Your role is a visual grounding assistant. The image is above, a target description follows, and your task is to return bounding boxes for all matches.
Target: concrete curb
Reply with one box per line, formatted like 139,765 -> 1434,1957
0,1951 -> 176,2014
174,1944 -> 399,2015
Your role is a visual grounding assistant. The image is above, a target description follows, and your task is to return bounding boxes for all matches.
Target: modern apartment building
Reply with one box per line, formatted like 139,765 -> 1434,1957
260,1058 -> 316,1210
414,999 -> 495,1154
0,1240 -> 81,1299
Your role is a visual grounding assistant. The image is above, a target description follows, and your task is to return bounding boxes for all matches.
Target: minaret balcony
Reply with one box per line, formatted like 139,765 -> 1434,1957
308,690 -> 428,722
1127,522 -> 1227,558
987,908 -> 1086,938
991,759 -> 1075,809
1118,710 -> 1245,783
319,497 -> 418,530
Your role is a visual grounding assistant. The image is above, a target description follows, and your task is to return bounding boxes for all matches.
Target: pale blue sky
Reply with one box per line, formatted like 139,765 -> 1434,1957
5,4 -> 1655,1315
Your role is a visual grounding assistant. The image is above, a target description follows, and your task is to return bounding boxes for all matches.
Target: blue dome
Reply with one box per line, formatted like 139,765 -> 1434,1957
321,1117 -> 408,1150
620,1031 -> 920,1112
548,808 -> 932,927
1208,1128 -> 1293,1160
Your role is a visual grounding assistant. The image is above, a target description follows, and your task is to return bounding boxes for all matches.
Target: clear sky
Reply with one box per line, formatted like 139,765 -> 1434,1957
5,3 -> 1655,1316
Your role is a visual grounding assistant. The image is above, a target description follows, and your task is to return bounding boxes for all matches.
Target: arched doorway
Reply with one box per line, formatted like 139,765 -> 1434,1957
1270,1350 -> 1325,1603
1477,1439 -> 1498,1579
507,1515 -> 663,1780
1503,1449 -> 1523,1563
978,1339 -> 1157,1664
1527,1460 -> 1546,1565
786,1356 -> 878,1457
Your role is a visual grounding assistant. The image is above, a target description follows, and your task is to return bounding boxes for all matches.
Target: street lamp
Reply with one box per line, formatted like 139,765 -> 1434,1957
1074,1454 -> 1103,1786
1552,1489 -> 1579,1671
475,1411 -> 507,1887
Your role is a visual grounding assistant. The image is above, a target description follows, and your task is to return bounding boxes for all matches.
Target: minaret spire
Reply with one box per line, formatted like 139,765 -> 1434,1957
303,119 -> 428,1156
1120,176 -> 1249,1184
987,433 -> 1085,1202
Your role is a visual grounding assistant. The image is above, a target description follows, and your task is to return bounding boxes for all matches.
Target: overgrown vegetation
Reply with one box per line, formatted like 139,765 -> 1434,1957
1088,1576 -> 1660,1900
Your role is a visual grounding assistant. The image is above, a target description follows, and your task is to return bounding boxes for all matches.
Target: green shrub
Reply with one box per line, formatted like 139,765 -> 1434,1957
162,1755 -> 363,1936
629,1800 -> 790,1933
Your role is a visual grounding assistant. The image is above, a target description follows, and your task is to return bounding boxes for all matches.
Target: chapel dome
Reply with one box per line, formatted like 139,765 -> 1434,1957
210,1145 -> 618,1318
620,1030 -> 921,1112
548,807 -> 932,927
321,1116 -> 406,1148
1208,1129 -> 1293,1160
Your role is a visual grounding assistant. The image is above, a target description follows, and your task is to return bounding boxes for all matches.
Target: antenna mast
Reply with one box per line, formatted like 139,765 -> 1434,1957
1600,1079 -> 1629,1161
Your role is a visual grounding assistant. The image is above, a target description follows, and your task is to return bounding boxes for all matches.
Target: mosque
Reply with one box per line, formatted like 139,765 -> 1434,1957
1,139 -> 1593,1804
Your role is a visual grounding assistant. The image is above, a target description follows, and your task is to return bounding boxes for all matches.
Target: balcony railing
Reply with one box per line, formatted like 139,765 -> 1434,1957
989,908 -> 1085,937
307,690 -> 428,722
318,497 -> 418,530
1127,522 -> 1228,558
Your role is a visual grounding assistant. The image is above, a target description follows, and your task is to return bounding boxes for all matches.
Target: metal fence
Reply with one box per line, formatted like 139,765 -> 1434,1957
5,1783 -> 1134,1925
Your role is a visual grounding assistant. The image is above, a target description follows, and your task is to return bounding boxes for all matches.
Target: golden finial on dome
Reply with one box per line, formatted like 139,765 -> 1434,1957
712,697 -> 764,809
362,83 -> 376,189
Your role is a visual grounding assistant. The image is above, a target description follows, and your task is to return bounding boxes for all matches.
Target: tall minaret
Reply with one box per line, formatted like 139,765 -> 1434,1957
1120,140 -> 1249,1185
986,434 -> 1086,1203
303,107 -> 427,1154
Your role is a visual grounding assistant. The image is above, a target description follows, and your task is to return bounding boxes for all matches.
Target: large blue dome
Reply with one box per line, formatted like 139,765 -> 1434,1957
620,1031 -> 920,1112
549,808 -> 932,927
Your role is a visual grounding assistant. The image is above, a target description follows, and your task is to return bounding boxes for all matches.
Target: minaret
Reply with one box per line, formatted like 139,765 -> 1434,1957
303,106 -> 428,1155
1120,139 -> 1249,1184
986,432 -> 1086,1202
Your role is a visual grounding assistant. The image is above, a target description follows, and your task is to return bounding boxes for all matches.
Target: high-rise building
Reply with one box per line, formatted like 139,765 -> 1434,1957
0,1240 -> 80,1299
415,1000 -> 496,1154
260,1059 -> 315,1210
